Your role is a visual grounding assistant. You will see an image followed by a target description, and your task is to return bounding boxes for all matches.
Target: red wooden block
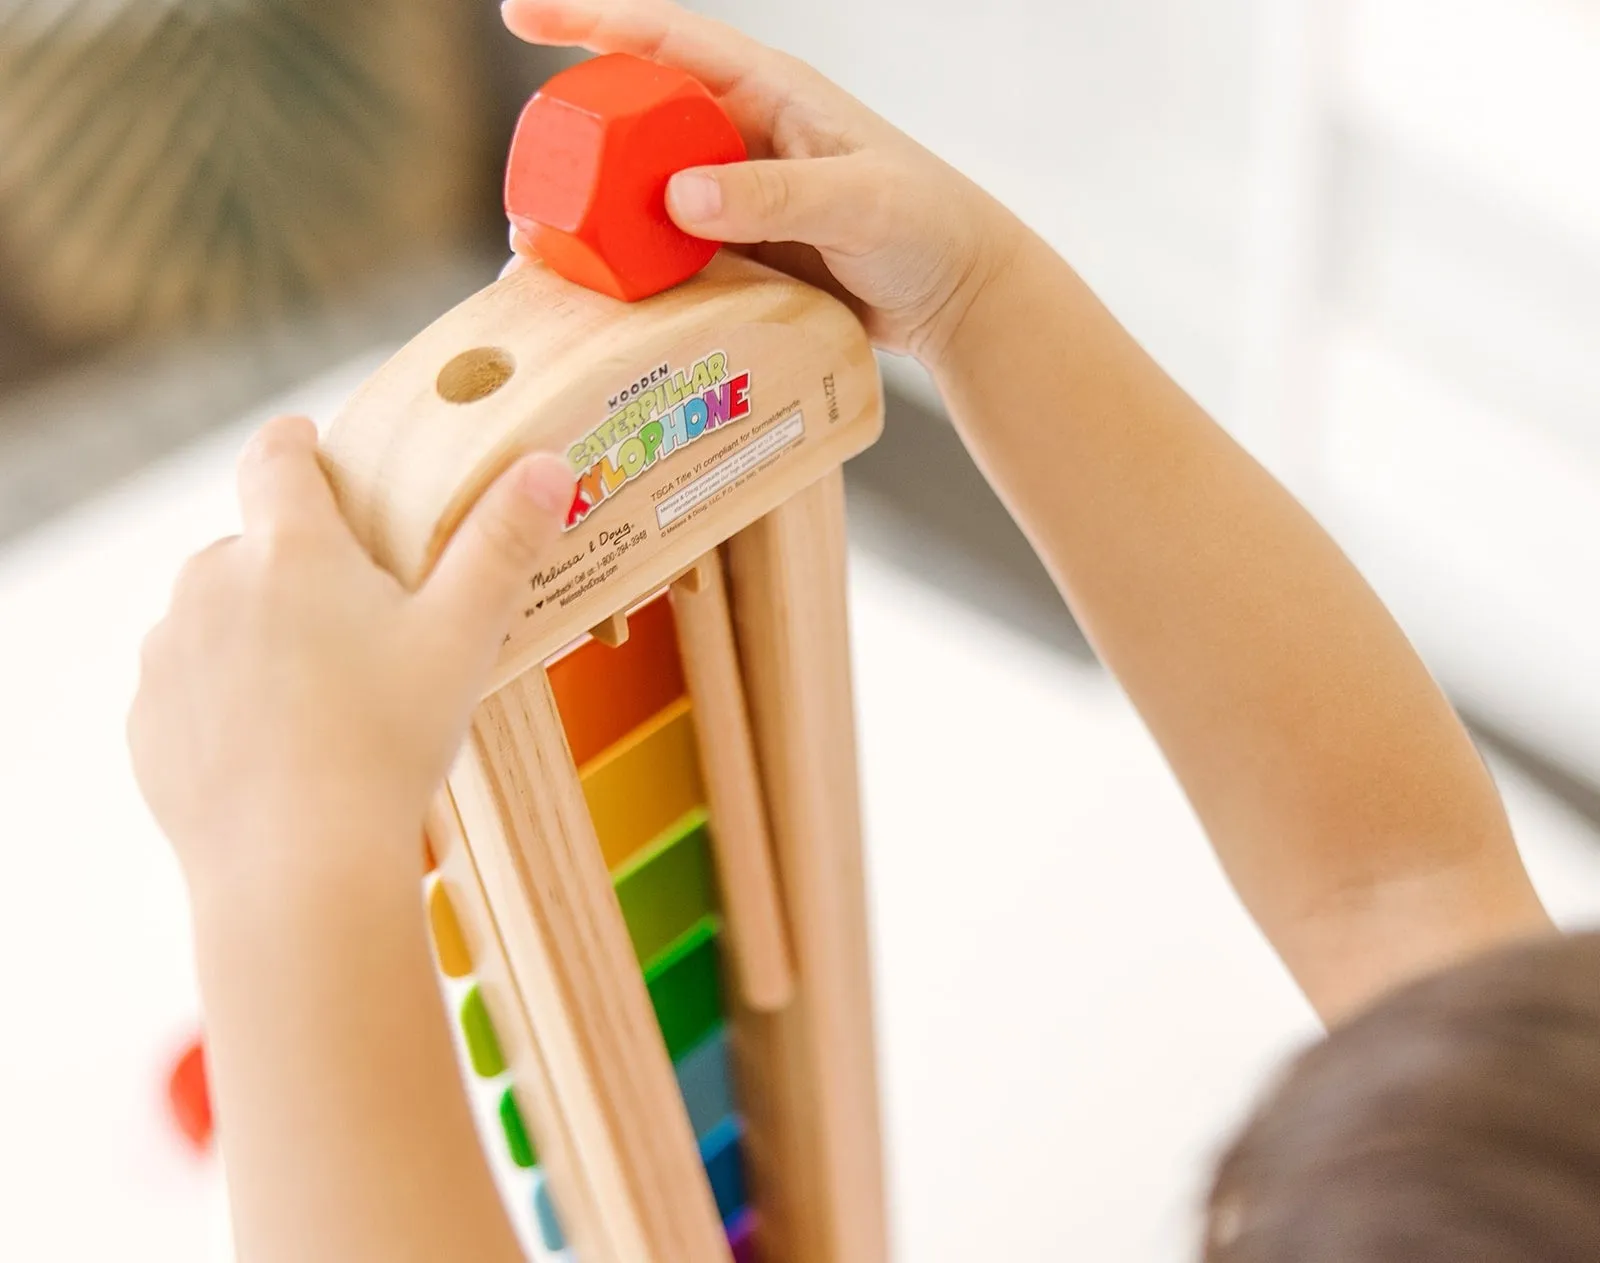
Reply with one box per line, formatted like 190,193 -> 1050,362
505,53 -> 746,302
168,1035 -> 213,1151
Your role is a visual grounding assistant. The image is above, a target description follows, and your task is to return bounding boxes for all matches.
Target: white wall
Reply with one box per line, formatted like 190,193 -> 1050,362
694,0 -> 1260,420
700,0 -> 1600,788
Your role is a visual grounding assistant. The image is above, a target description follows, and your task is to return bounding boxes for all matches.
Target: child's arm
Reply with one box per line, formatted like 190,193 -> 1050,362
129,417 -> 574,1261
929,236 -> 1551,1022
506,0 -> 1552,1024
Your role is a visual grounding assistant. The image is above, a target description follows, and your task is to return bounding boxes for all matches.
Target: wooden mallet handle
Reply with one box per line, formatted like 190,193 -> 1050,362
672,549 -> 797,1012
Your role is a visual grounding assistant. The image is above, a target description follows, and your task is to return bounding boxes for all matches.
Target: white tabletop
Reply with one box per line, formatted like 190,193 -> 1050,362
3,356 -> 1597,1262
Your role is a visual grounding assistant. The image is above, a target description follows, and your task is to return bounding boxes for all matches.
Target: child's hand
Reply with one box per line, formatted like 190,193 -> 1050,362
502,0 -> 1023,364
129,415 -> 573,901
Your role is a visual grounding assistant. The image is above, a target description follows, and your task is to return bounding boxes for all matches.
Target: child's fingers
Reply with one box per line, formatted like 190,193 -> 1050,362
420,452 -> 573,645
502,0 -> 778,100
667,155 -> 882,256
503,0 -> 854,154
746,240 -> 860,306
235,416 -> 346,539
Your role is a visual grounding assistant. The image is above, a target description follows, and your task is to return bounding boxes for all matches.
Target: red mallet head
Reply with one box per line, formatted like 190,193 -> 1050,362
505,53 -> 747,302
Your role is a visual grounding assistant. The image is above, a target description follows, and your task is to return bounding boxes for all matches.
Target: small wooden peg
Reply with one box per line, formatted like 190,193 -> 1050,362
669,558 -> 711,595
588,611 -> 630,648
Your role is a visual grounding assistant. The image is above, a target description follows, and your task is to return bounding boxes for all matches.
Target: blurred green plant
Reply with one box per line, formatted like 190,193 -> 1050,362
0,0 -> 494,347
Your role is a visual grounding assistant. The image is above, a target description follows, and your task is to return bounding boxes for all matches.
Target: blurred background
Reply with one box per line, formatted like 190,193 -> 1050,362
0,0 -> 573,532
1,0 -> 1598,1259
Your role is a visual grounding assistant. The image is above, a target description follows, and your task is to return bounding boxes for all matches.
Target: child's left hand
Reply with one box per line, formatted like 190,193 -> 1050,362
128,415 -> 573,905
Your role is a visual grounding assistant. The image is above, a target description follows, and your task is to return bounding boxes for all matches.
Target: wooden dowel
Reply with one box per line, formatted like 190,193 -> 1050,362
671,548 -> 796,1012
724,473 -> 889,1263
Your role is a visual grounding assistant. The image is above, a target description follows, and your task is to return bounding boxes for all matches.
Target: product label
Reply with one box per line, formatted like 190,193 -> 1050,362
492,317 -> 843,683
564,349 -> 751,530
654,413 -> 804,529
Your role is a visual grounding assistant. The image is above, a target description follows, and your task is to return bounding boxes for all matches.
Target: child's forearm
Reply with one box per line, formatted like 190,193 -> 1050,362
190,845 -> 522,1263
930,229 -> 1551,1021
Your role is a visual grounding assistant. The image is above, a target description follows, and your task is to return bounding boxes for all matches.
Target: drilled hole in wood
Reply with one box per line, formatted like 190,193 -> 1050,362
436,347 -> 515,404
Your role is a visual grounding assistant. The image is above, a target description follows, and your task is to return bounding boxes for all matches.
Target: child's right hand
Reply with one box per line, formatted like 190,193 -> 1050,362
503,0 -> 1024,366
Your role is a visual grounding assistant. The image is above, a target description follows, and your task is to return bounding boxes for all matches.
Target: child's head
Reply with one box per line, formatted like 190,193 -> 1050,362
1205,932 -> 1600,1261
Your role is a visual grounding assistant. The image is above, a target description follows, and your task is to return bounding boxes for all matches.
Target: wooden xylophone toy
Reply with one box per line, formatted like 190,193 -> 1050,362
319,53 -> 890,1263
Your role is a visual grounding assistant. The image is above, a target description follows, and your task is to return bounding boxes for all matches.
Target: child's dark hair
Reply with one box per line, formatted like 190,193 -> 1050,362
1205,931 -> 1600,1261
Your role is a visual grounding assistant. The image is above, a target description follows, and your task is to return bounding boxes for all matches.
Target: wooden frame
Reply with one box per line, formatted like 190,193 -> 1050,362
323,250 -> 888,1263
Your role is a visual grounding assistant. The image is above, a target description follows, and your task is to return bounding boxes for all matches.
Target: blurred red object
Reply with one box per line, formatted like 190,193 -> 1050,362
168,1034 -> 213,1152
505,53 -> 746,301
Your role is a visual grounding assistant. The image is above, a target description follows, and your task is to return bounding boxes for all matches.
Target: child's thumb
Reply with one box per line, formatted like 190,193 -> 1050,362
421,452 -> 573,644
667,155 -> 871,254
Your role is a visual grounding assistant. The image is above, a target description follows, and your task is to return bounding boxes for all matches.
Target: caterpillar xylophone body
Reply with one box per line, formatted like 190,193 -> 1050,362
321,245 -> 888,1263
